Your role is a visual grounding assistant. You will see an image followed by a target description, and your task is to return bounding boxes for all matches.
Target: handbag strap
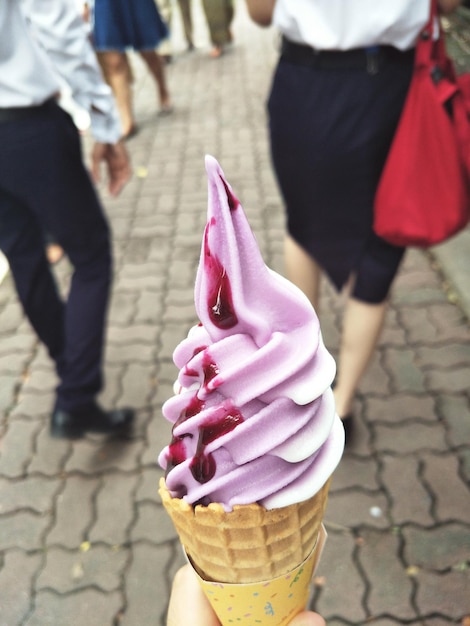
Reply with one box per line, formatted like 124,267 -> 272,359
415,0 -> 460,105
420,1 -> 470,174
415,0 -> 448,70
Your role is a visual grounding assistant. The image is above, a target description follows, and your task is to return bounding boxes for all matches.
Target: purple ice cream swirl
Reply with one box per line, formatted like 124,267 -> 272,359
158,156 -> 344,512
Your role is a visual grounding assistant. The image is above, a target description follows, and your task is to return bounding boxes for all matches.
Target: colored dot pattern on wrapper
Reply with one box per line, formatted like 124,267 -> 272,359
198,542 -> 320,626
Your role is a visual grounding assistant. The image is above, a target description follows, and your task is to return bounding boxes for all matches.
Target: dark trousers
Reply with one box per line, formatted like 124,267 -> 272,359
0,101 -> 112,412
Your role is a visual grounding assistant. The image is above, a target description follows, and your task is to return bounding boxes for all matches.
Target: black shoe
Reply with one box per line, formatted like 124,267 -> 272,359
51,404 -> 134,439
341,414 -> 354,446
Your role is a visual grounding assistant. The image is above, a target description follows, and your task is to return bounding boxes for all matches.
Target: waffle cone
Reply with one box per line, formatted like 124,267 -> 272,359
159,476 -> 331,584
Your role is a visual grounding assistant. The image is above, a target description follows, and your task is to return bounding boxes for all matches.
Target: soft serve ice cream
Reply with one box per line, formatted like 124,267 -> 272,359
158,155 -> 344,512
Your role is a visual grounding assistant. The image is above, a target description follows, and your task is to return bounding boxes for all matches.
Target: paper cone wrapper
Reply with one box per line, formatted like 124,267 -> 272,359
187,523 -> 327,626
159,476 -> 331,584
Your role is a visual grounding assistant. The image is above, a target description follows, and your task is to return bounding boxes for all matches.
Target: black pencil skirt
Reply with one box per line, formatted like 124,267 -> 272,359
267,42 -> 415,303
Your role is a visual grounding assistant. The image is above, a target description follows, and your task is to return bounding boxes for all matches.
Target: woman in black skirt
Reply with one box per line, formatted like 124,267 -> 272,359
245,0 -> 461,440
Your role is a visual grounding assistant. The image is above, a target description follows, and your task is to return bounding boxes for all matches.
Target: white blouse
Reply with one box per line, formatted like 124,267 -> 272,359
273,0 -> 430,51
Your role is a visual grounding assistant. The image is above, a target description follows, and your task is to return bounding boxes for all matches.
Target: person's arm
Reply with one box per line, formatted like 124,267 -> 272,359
438,0 -> 462,13
244,0 -> 276,27
22,0 -> 122,144
22,0 -> 131,195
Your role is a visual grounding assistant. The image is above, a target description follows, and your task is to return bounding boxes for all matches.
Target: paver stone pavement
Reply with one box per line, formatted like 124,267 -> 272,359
0,2 -> 469,625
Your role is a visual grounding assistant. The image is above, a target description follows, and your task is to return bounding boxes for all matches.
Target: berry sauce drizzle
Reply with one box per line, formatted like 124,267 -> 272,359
190,404 -> 244,483
203,220 -> 238,330
166,368 -> 244,483
183,350 -> 221,390
219,175 -> 239,212
166,183 -> 243,487
183,346 -> 207,378
166,394 -> 205,474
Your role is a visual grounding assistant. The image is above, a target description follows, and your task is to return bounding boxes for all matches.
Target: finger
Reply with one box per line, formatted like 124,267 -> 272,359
90,155 -> 101,186
290,613 -> 325,626
108,164 -> 131,196
91,142 -> 107,185
107,144 -> 131,196
290,610 -> 326,626
107,171 -> 124,196
167,565 -> 220,626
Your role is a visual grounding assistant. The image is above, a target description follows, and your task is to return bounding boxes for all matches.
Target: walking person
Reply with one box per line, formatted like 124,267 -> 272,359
156,0 -> 195,61
92,0 -> 173,138
177,0 -> 195,52
202,0 -> 234,58
0,0 -> 134,439
245,0 -> 462,442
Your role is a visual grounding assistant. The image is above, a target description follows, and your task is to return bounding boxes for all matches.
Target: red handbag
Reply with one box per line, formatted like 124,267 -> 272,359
373,0 -> 470,247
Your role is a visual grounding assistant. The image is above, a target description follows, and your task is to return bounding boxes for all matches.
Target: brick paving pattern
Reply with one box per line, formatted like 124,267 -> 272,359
0,2 -> 469,625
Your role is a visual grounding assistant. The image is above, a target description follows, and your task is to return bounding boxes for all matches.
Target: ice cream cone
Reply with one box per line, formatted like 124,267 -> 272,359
159,475 -> 331,584
158,156 -> 344,624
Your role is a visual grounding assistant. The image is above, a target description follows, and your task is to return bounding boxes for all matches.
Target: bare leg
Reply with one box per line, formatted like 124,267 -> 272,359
202,0 -> 234,57
177,0 -> 194,49
284,235 -> 321,311
156,0 -> 173,60
285,234 -> 387,424
334,297 -> 387,418
139,49 -> 172,111
97,51 -> 134,136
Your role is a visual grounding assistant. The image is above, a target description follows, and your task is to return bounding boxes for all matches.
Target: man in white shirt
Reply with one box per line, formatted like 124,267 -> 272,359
0,0 -> 134,438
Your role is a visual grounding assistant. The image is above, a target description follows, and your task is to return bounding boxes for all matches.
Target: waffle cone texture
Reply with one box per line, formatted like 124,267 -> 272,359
159,476 -> 331,584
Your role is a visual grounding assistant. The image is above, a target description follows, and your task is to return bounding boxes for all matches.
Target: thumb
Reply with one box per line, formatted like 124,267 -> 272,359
290,610 -> 326,626
167,565 -> 220,626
